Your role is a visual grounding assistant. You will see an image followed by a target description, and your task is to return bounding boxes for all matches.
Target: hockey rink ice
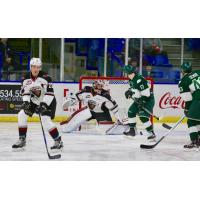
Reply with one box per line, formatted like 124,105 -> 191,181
0,122 -> 200,161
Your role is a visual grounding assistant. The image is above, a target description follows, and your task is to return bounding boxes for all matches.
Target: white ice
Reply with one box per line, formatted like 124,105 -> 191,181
0,122 -> 199,161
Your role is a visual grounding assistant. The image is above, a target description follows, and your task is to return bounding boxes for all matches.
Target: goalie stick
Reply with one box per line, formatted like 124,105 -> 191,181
140,115 -> 185,149
39,114 -> 61,160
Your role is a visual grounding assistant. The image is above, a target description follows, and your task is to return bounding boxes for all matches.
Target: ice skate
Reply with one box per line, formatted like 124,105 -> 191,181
147,131 -> 156,142
184,140 -> 199,152
12,137 -> 26,151
123,128 -> 136,138
51,136 -> 63,151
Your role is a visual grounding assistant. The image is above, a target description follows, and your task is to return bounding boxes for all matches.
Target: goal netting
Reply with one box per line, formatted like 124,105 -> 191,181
79,76 -> 154,131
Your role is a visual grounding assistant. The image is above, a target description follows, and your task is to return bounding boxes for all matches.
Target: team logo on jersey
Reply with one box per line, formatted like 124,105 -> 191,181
159,92 -> 185,109
26,80 -> 32,85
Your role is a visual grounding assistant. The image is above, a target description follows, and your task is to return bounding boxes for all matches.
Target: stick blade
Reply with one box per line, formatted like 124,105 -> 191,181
140,144 -> 156,149
48,154 -> 61,160
162,123 -> 172,130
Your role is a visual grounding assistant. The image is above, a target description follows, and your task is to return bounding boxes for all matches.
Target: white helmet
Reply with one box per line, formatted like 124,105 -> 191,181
30,57 -> 42,67
93,80 -> 110,91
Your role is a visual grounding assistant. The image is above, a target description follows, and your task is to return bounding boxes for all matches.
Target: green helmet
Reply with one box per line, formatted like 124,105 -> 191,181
123,65 -> 137,74
181,62 -> 192,73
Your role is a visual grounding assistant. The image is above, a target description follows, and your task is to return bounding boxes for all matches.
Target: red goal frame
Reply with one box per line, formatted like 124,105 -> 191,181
79,76 -> 154,123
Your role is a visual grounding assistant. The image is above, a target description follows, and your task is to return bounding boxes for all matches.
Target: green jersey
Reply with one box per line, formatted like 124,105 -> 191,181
128,73 -> 153,102
179,70 -> 200,99
178,70 -> 200,109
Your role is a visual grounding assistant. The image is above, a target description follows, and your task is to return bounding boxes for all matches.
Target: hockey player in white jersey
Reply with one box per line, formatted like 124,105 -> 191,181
12,58 -> 63,150
60,80 -> 127,134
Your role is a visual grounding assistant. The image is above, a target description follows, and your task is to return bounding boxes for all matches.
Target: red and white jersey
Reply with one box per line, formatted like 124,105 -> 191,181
21,71 -> 55,106
76,86 -> 118,113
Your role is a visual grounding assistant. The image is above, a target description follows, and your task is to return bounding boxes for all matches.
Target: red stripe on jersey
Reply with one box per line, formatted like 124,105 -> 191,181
60,106 -> 88,125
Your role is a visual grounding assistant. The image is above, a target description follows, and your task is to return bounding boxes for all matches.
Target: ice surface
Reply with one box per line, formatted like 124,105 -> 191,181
0,122 -> 199,161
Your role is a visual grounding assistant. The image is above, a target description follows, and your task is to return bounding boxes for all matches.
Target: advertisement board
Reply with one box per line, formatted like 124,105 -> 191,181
0,82 -> 185,122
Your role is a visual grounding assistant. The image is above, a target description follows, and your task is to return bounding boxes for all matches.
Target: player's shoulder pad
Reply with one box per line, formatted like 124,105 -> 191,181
39,71 -> 52,83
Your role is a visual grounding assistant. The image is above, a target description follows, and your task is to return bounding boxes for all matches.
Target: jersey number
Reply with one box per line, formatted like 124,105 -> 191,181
140,85 -> 144,90
192,77 -> 200,90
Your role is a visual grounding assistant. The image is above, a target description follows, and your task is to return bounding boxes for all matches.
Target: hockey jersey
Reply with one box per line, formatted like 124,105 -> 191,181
21,71 -> 55,106
128,73 -> 153,101
178,70 -> 200,109
76,86 -> 118,114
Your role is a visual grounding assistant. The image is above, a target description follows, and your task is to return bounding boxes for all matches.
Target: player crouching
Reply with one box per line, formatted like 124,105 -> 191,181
123,65 -> 156,141
12,58 -> 63,151
179,62 -> 200,151
60,80 -> 127,134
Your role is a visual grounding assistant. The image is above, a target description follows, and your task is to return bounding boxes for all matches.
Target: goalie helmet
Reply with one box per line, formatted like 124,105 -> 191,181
93,80 -> 104,90
30,57 -> 42,67
93,80 -> 110,91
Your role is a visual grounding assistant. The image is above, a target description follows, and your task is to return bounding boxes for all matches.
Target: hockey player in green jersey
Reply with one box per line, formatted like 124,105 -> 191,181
179,62 -> 200,150
123,65 -> 156,140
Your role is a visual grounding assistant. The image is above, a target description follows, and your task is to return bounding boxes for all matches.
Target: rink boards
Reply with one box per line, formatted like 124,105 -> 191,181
0,82 -> 186,123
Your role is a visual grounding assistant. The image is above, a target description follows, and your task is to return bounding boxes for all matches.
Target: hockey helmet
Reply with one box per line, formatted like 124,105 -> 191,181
181,62 -> 192,73
30,57 -> 42,67
123,65 -> 137,74
93,80 -> 104,90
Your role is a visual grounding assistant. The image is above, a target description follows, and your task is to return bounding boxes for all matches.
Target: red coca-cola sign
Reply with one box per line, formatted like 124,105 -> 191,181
159,92 -> 185,109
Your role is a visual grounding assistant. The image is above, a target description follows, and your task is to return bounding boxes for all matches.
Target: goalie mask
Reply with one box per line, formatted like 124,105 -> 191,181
93,80 -> 104,91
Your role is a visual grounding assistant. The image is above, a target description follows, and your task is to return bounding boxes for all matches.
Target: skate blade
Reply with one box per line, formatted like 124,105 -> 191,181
12,147 -> 26,152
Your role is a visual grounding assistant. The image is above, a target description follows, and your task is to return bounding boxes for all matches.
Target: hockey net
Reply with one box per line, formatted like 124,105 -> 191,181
79,76 -> 154,131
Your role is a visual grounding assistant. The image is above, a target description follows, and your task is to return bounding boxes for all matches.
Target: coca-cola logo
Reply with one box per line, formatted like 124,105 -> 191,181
159,92 -> 185,109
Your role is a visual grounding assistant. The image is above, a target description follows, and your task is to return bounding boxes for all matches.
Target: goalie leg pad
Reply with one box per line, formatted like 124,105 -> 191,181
61,107 -> 92,133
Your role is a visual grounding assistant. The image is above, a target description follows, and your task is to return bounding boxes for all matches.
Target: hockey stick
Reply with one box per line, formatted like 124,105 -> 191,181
105,122 -> 118,134
39,114 -> 61,160
131,97 -> 171,129
162,115 -> 200,130
140,115 -> 185,149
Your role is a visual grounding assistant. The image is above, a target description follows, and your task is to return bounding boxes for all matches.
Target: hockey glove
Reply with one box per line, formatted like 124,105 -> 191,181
39,102 -> 50,116
21,101 -> 33,117
125,89 -> 133,99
